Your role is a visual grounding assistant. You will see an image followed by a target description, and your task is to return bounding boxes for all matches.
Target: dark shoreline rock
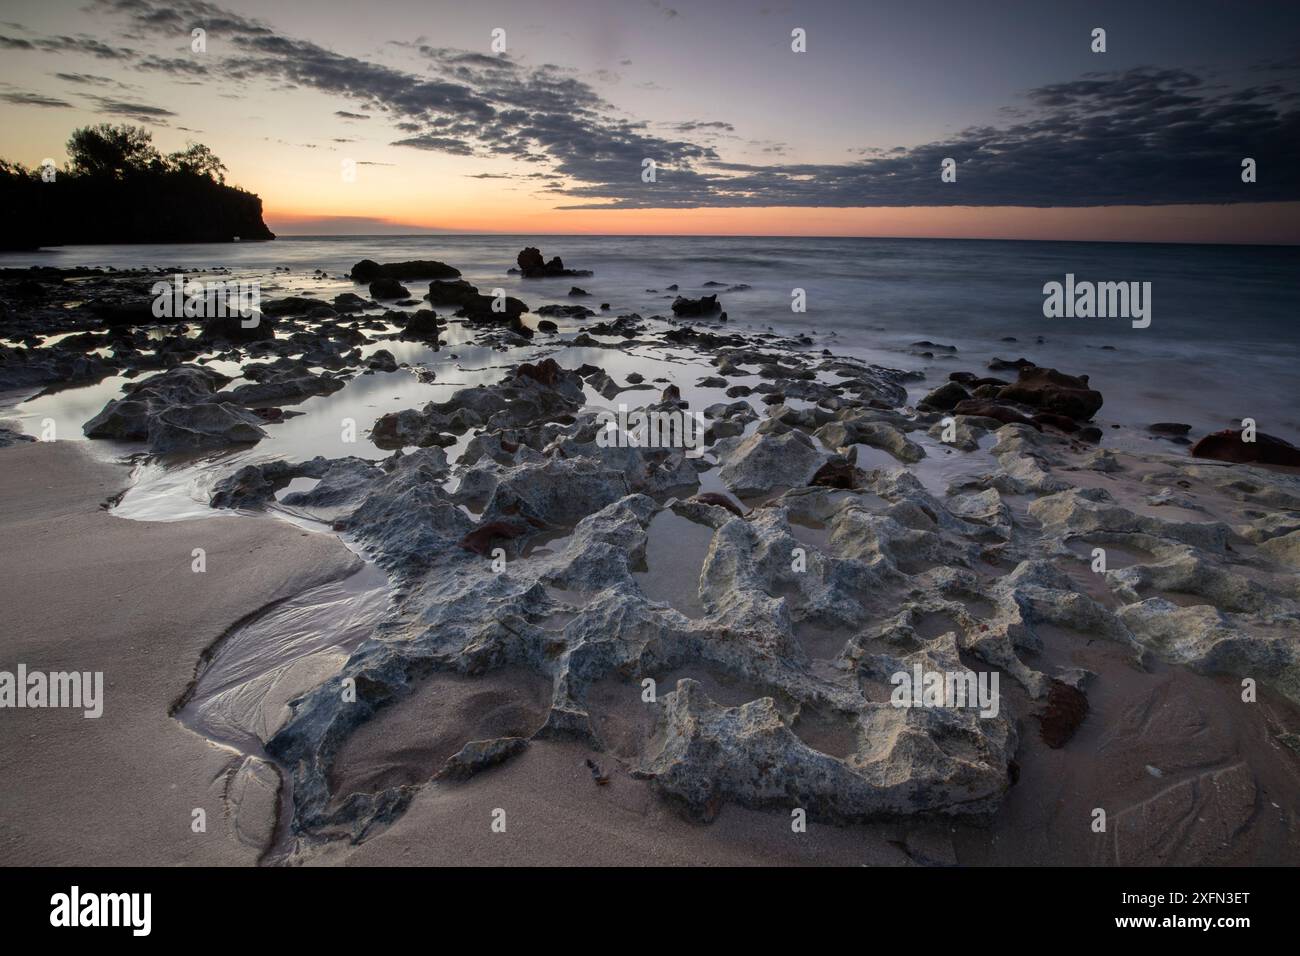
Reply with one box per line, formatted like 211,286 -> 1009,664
671,294 -> 722,317
998,367 -> 1103,421
349,259 -> 461,282
516,247 -> 592,279
1191,429 -> 1300,466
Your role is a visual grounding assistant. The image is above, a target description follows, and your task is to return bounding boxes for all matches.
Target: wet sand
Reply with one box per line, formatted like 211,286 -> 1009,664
0,440 -> 360,864
5,439 -> 1299,867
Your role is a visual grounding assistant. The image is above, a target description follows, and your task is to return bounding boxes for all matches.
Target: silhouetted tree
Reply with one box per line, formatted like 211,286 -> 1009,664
1,127 -> 272,249
66,124 -> 160,179
165,142 -> 227,183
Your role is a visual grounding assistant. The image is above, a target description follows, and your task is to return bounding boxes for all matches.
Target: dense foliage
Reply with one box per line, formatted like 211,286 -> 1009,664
0,125 -> 273,250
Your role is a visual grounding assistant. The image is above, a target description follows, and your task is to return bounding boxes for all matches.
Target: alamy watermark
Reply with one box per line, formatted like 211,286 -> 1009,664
890,664 -> 1000,718
151,273 -> 260,324
1043,273 -> 1151,328
50,886 -> 150,936
0,664 -> 103,718
596,404 -> 707,458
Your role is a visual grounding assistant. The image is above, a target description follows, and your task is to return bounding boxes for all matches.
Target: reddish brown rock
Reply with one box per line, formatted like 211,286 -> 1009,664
999,367 -> 1103,421
514,358 -> 563,388
1037,679 -> 1089,748
952,400 -> 1041,429
1191,429 -> 1300,466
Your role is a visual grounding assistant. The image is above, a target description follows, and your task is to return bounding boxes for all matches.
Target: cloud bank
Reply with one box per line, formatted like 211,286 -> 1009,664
4,0 -> 1296,208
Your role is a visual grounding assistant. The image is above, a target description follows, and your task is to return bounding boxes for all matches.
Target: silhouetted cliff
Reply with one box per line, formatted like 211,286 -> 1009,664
0,125 -> 274,250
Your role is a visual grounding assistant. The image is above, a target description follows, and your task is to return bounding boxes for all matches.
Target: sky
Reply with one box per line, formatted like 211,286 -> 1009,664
0,0 -> 1297,241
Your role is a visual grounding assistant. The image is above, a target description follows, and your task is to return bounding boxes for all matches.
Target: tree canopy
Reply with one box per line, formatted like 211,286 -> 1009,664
1,126 -> 269,249
63,124 -> 227,183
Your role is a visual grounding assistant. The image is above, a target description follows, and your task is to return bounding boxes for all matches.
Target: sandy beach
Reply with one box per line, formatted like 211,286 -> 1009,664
0,440 -> 360,865
2,246 -> 1298,869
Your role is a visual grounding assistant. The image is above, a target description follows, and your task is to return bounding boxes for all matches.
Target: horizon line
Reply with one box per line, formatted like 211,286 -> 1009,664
264,232 -> 1300,249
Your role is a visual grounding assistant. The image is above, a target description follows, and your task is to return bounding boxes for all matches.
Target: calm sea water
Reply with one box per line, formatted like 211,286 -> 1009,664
3,235 -> 1297,439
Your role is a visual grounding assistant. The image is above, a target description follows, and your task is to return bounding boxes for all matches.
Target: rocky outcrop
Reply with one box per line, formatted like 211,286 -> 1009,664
997,367 -> 1104,421
399,310 -> 441,341
717,430 -> 829,496
637,677 -> 1015,822
1191,429 -> 1300,466
84,366 -> 229,439
216,362 -> 345,407
0,426 -> 35,447
43,252 -> 1296,863
209,456 -> 381,510
516,247 -> 592,278
368,277 -> 409,300
146,402 -> 266,454
671,294 -> 722,317
349,259 -> 461,282
919,381 -> 970,411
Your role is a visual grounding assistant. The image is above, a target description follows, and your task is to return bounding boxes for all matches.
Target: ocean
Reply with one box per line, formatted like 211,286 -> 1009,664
3,234 -> 1297,441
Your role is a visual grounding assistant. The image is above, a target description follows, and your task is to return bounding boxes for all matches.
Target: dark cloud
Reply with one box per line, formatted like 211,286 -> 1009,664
12,3 -> 1297,208
558,66 -> 1300,209
390,134 -> 476,155
7,33 -> 133,58
670,120 -> 736,133
334,110 -> 371,119
86,96 -> 176,121
53,72 -> 116,85
0,91 -> 73,108
135,55 -> 209,76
